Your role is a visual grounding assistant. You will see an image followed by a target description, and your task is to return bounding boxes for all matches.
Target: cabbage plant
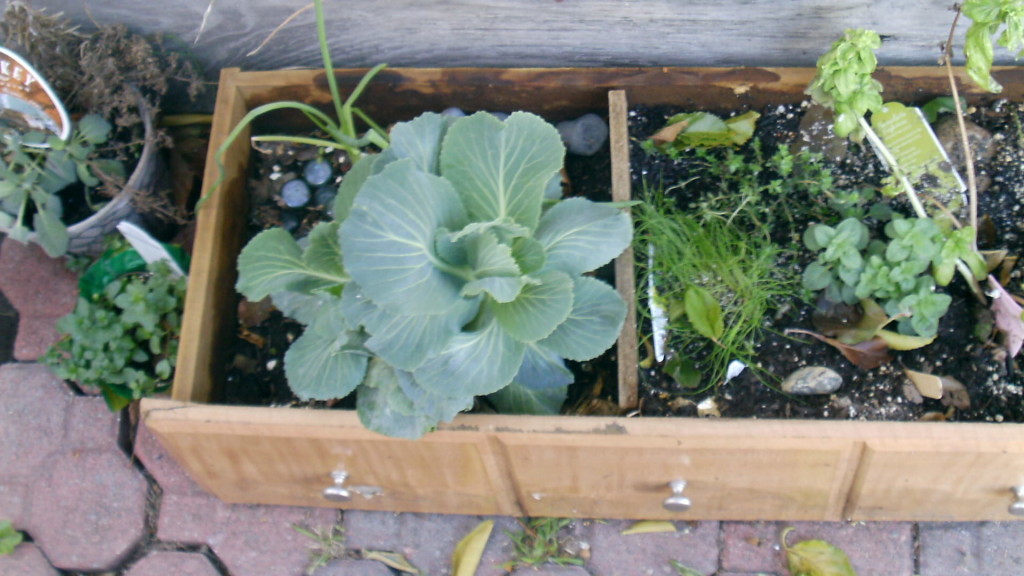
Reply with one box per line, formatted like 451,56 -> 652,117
236,111 -> 632,438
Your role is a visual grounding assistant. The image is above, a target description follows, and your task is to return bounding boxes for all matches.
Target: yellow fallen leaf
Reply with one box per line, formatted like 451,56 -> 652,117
621,520 -> 677,535
781,527 -> 857,576
363,550 -> 419,574
904,368 -> 943,400
650,121 -> 689,144
452,520 -> 494,576
876,329 -> 935,351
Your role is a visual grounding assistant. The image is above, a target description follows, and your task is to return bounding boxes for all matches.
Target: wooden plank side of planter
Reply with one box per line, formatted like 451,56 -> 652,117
145,397 -> 1024,519
143,398 -> 523,515
617,66 -> 1024,110
174,68 -> 252,404
846,436 -> 1024,521
497,433 -> 859,521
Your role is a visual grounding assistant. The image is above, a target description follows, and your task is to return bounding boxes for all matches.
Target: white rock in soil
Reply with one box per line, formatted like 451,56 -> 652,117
782,366 -> 843,395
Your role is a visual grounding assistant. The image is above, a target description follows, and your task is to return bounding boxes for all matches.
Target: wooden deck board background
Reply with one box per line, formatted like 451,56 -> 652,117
26,1 -> 1021,74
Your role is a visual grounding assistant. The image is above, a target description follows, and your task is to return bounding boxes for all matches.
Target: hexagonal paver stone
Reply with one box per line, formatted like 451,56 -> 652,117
0,543 -> 59,576
133,420 -> 208,497
0,239 -> 78,361
125,551 -> 220,576
312,558 -> 394,576
157,493 -> 337,576
65,395 -> 121,452
0,363 -> 74,477
575,519 -> 719,576
0,479 -> 30,527
28,450 -> 148,572
344,511 -> 518,576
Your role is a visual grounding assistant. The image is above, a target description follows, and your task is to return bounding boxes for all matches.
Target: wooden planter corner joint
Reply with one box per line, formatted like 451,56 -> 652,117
142,67 -> 1024,522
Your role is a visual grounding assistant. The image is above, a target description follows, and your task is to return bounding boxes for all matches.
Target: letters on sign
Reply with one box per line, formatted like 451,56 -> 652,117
0,46 -> 70,141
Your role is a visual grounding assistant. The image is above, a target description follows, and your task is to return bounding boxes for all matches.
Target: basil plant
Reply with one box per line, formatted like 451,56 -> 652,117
236,111 -> 632,438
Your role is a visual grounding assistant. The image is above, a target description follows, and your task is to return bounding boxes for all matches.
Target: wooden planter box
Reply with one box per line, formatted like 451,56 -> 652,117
142,66 -> 1024,521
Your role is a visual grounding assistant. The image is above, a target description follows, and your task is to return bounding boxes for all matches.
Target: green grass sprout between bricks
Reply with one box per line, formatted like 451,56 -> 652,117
294,523 -> 346,575
503,517 -> 584,570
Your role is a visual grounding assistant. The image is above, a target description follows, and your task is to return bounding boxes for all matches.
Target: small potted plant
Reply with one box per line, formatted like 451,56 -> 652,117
42,233 -> 189,410
0,2 -> 202,257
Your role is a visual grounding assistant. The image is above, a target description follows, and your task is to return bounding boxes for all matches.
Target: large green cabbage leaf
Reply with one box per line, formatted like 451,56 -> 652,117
236,111 -> 632,438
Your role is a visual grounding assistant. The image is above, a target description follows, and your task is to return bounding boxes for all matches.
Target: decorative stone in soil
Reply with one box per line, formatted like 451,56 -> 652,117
782,366 -> 844,395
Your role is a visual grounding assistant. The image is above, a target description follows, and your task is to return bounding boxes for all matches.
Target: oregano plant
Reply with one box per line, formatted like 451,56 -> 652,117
43,257 -> 187,411
236,111 -> 632,438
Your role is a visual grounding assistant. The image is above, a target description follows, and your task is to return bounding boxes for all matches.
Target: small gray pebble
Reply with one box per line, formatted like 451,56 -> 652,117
281,179 -> 311,208
782,366 -> 843,395
314,185 -> 337,208
557,113 -> 609,156
303,159 -> 333,186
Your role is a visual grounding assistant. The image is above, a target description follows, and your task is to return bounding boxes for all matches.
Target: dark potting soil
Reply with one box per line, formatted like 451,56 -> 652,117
221,122 -> 623,412
630,100 -> 1024,424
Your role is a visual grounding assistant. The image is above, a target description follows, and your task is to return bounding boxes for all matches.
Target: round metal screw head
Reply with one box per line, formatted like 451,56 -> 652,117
323,471 -> 352,503
662,479 -> 692,512
1009,486 -> 1024,517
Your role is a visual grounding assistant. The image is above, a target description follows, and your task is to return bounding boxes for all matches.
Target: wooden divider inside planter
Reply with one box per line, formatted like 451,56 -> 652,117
144,67 -> 1024,521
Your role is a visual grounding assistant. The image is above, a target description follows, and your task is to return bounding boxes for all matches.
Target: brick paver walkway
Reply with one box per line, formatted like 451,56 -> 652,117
1,236 -> 1022,575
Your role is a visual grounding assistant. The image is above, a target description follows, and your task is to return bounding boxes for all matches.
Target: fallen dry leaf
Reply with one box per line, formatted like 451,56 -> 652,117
786,328 -> 892,370
621,520 -> 677,535
238,296 -> 275,327
920,407 -> 956,422
988,276 -> 1024,357
904,369 -> 969,409
650,121 -> 689,144
451,520 -> 493,576
1001,255 -> 1018,286
903,369 -> 944,400
781,526 -> 857,576
981,249 -> 1009,273
939,376 -> 970,410
362,550 -> 419,574
901,380 -> 924,404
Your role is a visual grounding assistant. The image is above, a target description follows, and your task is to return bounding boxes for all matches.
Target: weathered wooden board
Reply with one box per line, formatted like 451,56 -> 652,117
144,397 -> 1024,520
26,0 -> 1020,74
